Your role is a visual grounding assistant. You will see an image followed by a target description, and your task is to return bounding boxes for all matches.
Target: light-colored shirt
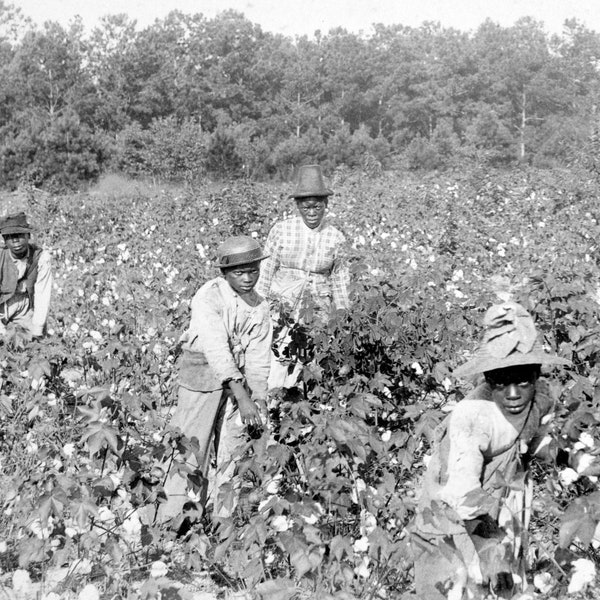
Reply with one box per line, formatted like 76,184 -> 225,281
180,277 -> 272,400
257,216 -> 349,311
418,382 -> 553,521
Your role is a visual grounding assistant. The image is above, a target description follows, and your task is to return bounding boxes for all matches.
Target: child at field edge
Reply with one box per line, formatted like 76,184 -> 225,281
410,301 -> 569,599
0,212 -> 52,339
156,236 -> 271,525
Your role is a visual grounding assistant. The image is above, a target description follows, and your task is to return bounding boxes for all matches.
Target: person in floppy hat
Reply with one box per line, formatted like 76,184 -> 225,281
0,212 -> 53,339
256,164 -> 350,388
411,301 -> 570,599
155,236 -> 272,527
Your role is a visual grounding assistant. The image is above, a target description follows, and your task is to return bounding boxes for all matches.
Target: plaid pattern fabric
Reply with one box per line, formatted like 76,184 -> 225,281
257,216 -> 349,310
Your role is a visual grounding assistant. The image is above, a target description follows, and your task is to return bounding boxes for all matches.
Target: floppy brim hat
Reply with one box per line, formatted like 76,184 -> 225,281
453,300 -> 571,379
453,340 -> 570,379
216,236 -> 269,268
289,164 -> 333,199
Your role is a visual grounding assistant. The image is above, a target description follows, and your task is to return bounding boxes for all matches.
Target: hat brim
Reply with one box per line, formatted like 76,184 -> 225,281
216,253 -> 269,269
453,348 -> 571,379
1,226 -> 31,235
289,190 -> 333,199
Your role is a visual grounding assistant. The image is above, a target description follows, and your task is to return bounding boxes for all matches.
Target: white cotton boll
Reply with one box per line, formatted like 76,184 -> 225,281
119,511 -> 141,545
360,510 -> 377,536
568,558 -> 595,594
265,475 -> 282,495
533,572 -> 553,594
301,513 -> 319,525
78,584 -> 100,600
271,515 -> 290,532
579,432 -> 595,449
354,556 -> 370,578
559,468 -> 579,486
12,570 -> 32,594
353,536 -> 369,553
97,507 -> 115,523
150,561 -> 168,579
381,430 -> 391,442
575,452 -> 595,474
411,362 -> 423,375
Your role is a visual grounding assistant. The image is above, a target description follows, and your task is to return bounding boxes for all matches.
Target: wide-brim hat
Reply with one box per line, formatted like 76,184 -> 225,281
453,301 -> 571,379
0,211 -> 32,235
289,164 -> 333,199
453,339 -> 570,379
216,236 -> 269,268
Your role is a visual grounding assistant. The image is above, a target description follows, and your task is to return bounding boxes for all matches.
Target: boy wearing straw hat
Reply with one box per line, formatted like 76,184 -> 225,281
411,301 -> 569,599
0,212 -> 52,339
156,236 -> 271,525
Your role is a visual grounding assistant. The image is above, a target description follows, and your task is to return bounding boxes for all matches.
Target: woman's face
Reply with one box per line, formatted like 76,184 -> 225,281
296,197 -> 327,229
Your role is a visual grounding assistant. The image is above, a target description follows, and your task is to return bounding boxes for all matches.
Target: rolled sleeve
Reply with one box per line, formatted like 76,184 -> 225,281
243,310 -> 272,400
440,403 -> 492,520
187,288 -> 243,385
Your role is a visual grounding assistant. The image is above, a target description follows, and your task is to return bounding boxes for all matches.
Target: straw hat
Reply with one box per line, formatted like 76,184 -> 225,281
453,301 -> 570,378
216,236 -> 269,268
289,165 -> 333,199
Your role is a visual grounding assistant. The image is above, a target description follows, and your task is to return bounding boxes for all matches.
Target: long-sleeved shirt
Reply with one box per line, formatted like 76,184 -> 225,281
178,277 -> 272,400
418,381 -> 553,521
256,216 -> 349,311
0,247 -> 52,337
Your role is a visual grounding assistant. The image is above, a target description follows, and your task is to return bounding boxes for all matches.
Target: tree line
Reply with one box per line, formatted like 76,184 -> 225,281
0,1 -> 599,190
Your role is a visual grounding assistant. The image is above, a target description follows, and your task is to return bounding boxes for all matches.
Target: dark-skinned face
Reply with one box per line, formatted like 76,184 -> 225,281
296,197 -> 327,229
222,262 -> 261,295
3,233 -> 30,259
484,364 -> 540,417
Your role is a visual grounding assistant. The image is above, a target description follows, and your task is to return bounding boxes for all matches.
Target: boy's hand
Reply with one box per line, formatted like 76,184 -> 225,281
237,396 -> 263,427
228,380 -> 263,427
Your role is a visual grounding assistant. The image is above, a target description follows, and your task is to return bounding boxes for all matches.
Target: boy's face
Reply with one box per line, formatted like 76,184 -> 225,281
3,232 -> 30,259
223,262 -> 261,295
485,364 -> 540,417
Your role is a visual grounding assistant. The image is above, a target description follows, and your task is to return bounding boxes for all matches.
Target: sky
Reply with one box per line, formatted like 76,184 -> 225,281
8,0 -> 600,37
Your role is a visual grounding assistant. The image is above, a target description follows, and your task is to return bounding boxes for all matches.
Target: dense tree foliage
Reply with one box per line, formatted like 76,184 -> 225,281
0,3 -> 600,189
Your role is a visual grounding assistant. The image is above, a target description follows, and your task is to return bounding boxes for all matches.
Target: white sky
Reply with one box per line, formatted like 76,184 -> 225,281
9,0 -> 600,37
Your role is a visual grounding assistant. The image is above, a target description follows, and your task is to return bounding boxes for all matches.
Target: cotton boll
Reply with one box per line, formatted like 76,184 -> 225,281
568,558 -> 595,594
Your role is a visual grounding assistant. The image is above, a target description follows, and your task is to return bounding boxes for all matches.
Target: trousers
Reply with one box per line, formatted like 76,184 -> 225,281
156,385 -> 245,522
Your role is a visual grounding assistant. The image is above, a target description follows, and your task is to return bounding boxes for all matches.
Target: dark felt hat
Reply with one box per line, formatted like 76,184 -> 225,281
0,212 -> 32,235
216,236 -> 269,268
289,165 -> 333,199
